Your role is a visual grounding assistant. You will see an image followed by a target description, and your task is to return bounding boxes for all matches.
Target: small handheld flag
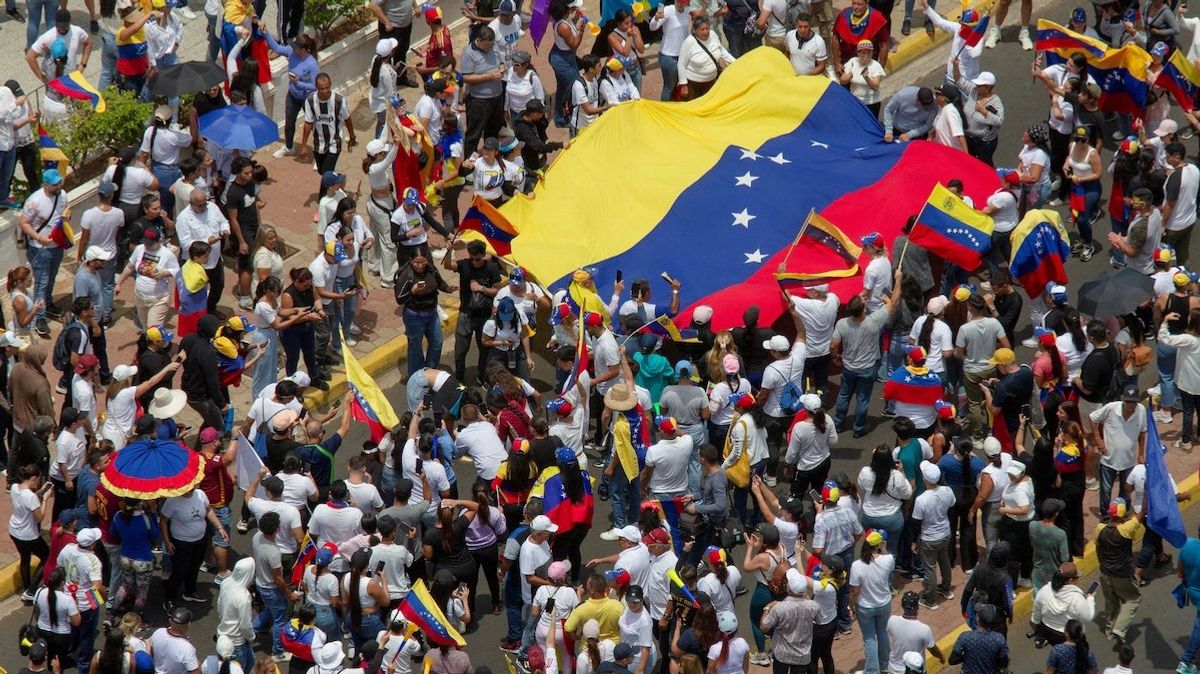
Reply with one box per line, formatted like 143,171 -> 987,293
48,72 -> 106,112
667,568 -> 701,608
342,337 -> 401,443
958,13 -> 989,48
459,196 -> 519,256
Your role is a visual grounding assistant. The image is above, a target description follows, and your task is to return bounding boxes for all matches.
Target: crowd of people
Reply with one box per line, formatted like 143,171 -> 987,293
5,0 -> 1200,672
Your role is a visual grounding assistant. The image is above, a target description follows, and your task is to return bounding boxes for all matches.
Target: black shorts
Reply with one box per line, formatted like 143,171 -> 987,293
235,226 -> 258,271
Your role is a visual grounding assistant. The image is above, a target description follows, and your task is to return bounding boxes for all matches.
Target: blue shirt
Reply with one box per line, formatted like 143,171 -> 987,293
937,453 -> 985,489
294,433 -> 343,488
1046,643 -> 1097,674
74,469 -> 101,528
950,628 -> 1008,674
109,509 -> 161,561
435,429 -> 456,486
1180,538 -> 1200,604
73,269 -> 102,306
264,33 -> 318,100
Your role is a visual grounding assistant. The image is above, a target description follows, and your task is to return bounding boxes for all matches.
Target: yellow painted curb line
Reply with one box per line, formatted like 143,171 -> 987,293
886,2 -> 987,75
927,469 -> 1200,673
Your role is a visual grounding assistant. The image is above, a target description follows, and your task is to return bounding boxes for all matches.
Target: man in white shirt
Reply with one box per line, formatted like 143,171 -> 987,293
1089,386 -> 1147,522
757,0 -> 790,51
792,284 -> 839,393
307,480 -> 364,573
401,432 -> 452,514
785,12 -> 827,76
25,10 -> 92,84
76,182 -> 125,323
757,292 -> 807,483
911,461 -> 956,609
648,0 -> 698,100
451,403 -> 508,484
586,524 -> 652,591
19,170 -> 67,337
642,527 -> 678,624
517,515 -> 557,649
585,311 -> 623,395
859,233 -> 892,314
1162,142 -> 1198,266
641,416 -> 693,499
886,593 -> 946,674
244,469 -> 304,560
150,607 -> 202,674
345,454 -> 384,514
175,189 -> 230,312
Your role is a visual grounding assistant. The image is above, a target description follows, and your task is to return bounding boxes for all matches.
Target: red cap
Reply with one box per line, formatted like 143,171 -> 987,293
643,527 -> 670,546
74,353 -> 100,374
908,346 -> 927,364
423,5 -> 442,22
733,393 -> 756,412
583,311 -> 603,328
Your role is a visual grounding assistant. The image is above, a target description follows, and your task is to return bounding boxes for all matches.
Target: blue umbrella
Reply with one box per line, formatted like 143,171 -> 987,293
198,106 -> 279,151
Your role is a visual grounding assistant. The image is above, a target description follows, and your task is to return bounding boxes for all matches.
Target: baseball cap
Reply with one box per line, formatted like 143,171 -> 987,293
547,397 -> 574,417
0,332 -> 30,350
111,364 -> 138,383
908,346 -> 927,364
583,619 -> 601,639
145,325 -> 173,343
74,353 -> 100,374
1006,460 -> 1027,477
971,71 -> 996,87
934,400 -> 955,420
916,87 -> 934,104
656,415 -> 678,434
692,305 -> 713,324
199,427 -> 220,443
625,584 -> 644,603
763,335 -> 790,352
554,445 -> 576,465
904,651 -> 926,672
1048,283 -> 1069,302
403,186 -> 420,205
613,643 -> 635,661
1108,497 -> 1127,519
526,645 -> 545,671
286,371 -> 312,387
509,266 -> 526,286
983,436 -> 1002,456
43,168 -> 63,185
617,524 -> 642,543
423,5 -> 442,21
142,228 -> 162,243
315,548 -> 335,567
482,137 -> 501,152
58,509 -> 78,527
1070,6 -> 1086,22
1176,271 -> 1192,287
987,347 -> 1015,366
97,181 -> 116,197
497,296 -> 517,321
785,567 -> 807,595
168,607 -> 193,624
643,527 -> 670,546
901,590 -> 920,612
262,475 -> 284,496
77,528 -> 102,546
29,640 -> 48,663
1121,384 -> 1141,402
920,460 -> 941,485
1041,498 -> 1065,518
83,246 -> 113,263
1157,119 -> 1180,137
583,311 -> 604,328
324,240 -> 347,262
865,528 -> 887,546
320,171 -> 346,190
674,359 -> 693,378
365,138 -> 388,156
530,515 -> 559,533
717,611 -> 738,633
860,232 -> 883,247
499,0 -> 515,13
820,482 -> 840,503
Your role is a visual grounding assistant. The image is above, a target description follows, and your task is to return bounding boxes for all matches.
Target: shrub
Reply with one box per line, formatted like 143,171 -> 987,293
306,0 -> 372,49
45,87 -> 155,180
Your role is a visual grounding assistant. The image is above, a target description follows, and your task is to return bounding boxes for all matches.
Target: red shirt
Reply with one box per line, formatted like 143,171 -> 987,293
95,482 -> 122,545
43,523 -> 76,584
424,26 -> 454,70
198,451 -> 235,508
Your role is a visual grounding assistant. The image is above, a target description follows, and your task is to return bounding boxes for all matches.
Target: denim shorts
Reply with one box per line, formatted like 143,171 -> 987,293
209,505 -> 233,549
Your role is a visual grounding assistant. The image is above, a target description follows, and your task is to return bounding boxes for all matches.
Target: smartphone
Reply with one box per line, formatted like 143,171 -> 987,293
660,271 -> 676,285
375,560 -> 386,575
1087,580 -> 1099,594
544,597 -> 556,613
615,269 -> 623,283
808,488 -> 821,503
423,392 -> 434,409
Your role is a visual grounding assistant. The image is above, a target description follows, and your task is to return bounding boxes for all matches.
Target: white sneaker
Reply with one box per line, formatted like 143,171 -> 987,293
176,6 -> 197,19
1155,410 -> 1174,424
272,146 -> 294,159
437,306 -> 449,323
349,323 -> 362,335
1022,336 -> 1038,348
432,247 -> 448,261
346,337 -> 358,347
1047,198 -> 1063,207
1018,27 -> 1033,50
20,589 -> 35,602
599,528 -> 622,541
984,24 -> 1000,48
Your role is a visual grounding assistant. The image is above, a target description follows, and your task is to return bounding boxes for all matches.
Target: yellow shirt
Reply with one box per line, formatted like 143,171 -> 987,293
563,597 -> 624,641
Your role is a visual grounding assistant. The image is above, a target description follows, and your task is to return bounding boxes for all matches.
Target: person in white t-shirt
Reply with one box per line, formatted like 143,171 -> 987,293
886,592 -> 945,674
757,292 -> 808,481
840,39 -> 886,115
930,85 -> 966,152
452,404 -> 508,481
860,233 -> 892,314
641,416 -> 694,498
785,13 -> 827,75
116,229 -> 180,329
791,285 -> 839,392
488,0 -> 524,63
911,461 -> 957,609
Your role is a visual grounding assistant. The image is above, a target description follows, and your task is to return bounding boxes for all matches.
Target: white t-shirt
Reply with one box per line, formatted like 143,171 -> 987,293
161,490 -> 210,542
1088,402 -> 1145,471
31,25 -> 90,73
886,616 -> 934,674
72,375 -> 97,430
102,387 -> 138,438
760,340 -> 807,417
645,435 -> 693,493
246,395 -> 305,442
128,244 -> 180,297
1002,478 -> 1035,522
785,30 -> 827,75
400,441 -> 451,511
149,627 -> 200,674
706,636 -> 750,674
792,293 -> 839,357
845,57 -> 886,105
518,537 -> 552,603
708,378 -> 752,426
590,330 -> 622,394
488,15 -> 525,61
35,587 -> 78,633
1019,145 -> 1051,190
470,157 -> 506,201
79,205 -> 124,255
414,95 -> 443,142
454,421 -> 507,479
617,542 -> 653,590
308,255 -> 337,306
504,67 -> 545,115
1166,162 -> 1200,232
931,105 -> 964,149
322,216 -> 370,277
986,189 -> 1019,233
863,256 -> 892,313
246,497 -> 302,553
494,283 -> 547,325
482,312 -> 529,352
346,480 -> 384,514
278,472 -> 318,509
302,565 -> 341,606
849,554 -> 896,608
308,503 -> 364,572
22,187 -> 67,249
533,583 -> 580,632
697,566 -> 742,614
619,607 -> 655,651
911,485 -> 956,541
1125,463 -> 1177,513
253,300 -> 278,331
857,467 -> 912,517
102,164 -> 156,206
8,484 -> 42,539
761,0 -> 788,36
570,78 -> 600,131
907,316 -> 953,373
49,427 -> 88,481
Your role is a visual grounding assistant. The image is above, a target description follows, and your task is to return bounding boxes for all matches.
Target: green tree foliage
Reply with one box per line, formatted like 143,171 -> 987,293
45,87 -> 155,181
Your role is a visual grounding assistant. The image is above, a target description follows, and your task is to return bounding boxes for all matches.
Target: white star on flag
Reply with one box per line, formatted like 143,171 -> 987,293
769,153 -> 791,165
745,249 -> 767,264
731,209 -> 756,228
735,172 -> 758,187
739,149 -> 761,161
810,140 -> 829,149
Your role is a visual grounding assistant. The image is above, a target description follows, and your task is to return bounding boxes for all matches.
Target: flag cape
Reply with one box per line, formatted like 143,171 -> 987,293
882,366 -> 944,406
48,72 -> 106,112
38,125 -> 68,170
1146,404 -> 1187,548
958,14 -> 989,47
774,211 -> 863,287
1009,209 -> 1070,297
909,183 -> 995,269
1069,184 -> 1086,222
290,533 -> 317,585
1157,50 -> 1200,112
116,26 -> 150,78
497,49 -> 997,331
460,196 -> 518,256
401,579 -> 468,647
529,465 -> 594,531
648,498 -> 686,556
342,338 -> 401,443
1036,20 -> 1150,115
613,407 -> 649,482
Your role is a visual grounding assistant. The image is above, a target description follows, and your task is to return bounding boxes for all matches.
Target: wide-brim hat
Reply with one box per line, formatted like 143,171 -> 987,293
315,642 -> 344,669
604,383 -> 637,411
148,388 -> 187,420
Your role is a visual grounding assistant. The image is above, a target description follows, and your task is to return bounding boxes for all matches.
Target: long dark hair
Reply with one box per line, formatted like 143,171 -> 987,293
1063,309 -> 1086,351
1044,337 -> 1066,384
691,600 -> 717,645
505,449 -> 535,495
111,145 -> 136,198
869,445 -> 892,496
1065,619 -> 1091,674
438,503 -> 455,551
347,549 -> 370,630
254,275 -> 282,304
954,436 -> 974,488
549,0 -> 570,21
46,567 -> 66,629
917,312 -> 941,351
96,626 -> 127,674
472,483 -> 492,526
811,405 -> 827,434
559,454 -> 585,502
1119,313 -> 1145,346
330,196 -> 357,230
370,54 -> 387,89
230,56 -> 260,104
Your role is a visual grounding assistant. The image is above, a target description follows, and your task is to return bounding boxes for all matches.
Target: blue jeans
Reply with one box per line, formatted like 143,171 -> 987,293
856,602 -> 891,674
658,54 -> 678,101
25,0 -> 53,48
98,29 -> 118,91
151,161 -> 181,215
347,611 -> 383,653
1159,342 -> 1180,411
310,604 -> 338,642
73,608 -> 100,674
252,326 -> 279,399
252,584 -> 289,655
403,307 -> 443,378
835,548 -> 854,630
1182,607 -> 1200,666
519,602 -> 536,653
904,0 -> 932,22
0,147 -> 16,202
1073,180 -> 1102,244
1099,465 -> 1132,521
1110,215 -> 1129,266
549,49 -> 577,124
234,642 -> 254,672
98,257 -> 117,319
27,245 -> 63,320
333,276 -> 358,342
861,510 -> 904,569
834,366 -> 875,432
609,470 -> 641,529
504,567 -> 523,642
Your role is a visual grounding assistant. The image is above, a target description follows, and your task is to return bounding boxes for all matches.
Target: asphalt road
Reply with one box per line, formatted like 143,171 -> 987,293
5,0 -> 1191,667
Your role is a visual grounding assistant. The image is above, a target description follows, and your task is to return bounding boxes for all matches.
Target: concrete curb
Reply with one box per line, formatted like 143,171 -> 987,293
927,470 -> 1200,673
885,2 -> 986,75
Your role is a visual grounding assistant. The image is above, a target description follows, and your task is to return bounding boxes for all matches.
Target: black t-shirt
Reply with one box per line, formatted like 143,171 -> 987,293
1079,343 -> 1120,403
422,514 -> 474,571
266,437 -> 302,474
225,180 -> 261,234
137,347 -> 172,408
1097,521 -> 1135,577
1130,169 -> 1167,206
1064,94 -> 1104,146
193,91 -> 228,119
455,258 -> 502,316
730,326 -> 773,374
992,365 -> 1034,431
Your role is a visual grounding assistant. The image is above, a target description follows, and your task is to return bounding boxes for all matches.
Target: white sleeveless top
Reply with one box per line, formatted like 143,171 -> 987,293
553,19 -> 579,50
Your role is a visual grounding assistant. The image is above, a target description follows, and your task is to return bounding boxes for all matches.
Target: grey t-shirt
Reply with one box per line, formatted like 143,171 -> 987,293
955,317 -> 1006,373
373,0 -> 413,27
832,311 -> 890,372
73,269 -> 102,306
382,501 -> 429,557
659,384 -> 708,426
252,531 -> 283,590
461,42 -> 504,99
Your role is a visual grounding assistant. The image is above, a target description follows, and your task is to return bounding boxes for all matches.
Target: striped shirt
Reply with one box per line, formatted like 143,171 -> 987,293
812,504 -> 862,555
303,92 -> 350,155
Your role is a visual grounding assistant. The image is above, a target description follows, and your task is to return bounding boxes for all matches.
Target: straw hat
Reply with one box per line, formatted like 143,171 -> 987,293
604,383 -> 637,411
148,388 -> 187,420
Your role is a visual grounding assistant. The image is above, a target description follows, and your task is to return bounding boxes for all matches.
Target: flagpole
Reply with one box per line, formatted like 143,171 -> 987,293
778,208 -> 816,279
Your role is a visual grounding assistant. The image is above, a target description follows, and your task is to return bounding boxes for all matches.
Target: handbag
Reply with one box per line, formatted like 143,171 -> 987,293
766,551 -> 792,596
741,0 -> 764,36
18,590 -> 38,656
723,418 -> 751,488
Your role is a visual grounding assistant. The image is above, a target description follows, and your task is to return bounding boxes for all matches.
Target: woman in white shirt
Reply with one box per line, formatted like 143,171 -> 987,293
931,85 -> 967,152
251,276 -> 314,399
462,137 -> 511,205
1055,309 -> 1092,382
504,52 -> 547,120
104,147 -> 160,227
999,460 -> 1035,588
724,395 -> 769,524
677,17 -> 734,100
50,410 -> 88,511
1063,124 -> 1104,261
252,226 -> 284,295
706,612 -> 749,674
618,587 -> 657,674
856,445 -> 912,557
599,58 -> 641,106
696,547 -> 742,615
839,39 -> 886,117
100,362 -> 180,448
532,561 -> 580,650
322,199 -> 374,348
362,132 -> 400,286
570,55 -> 609,136
9,464 -> 50,601
35,567 -> 80,666
368,38 -> 399,137
909,296 -> 954,381
1017,123 -> 1052,210
784,393 -> 837,492
849,530 -> 895,674
483,297 -> 532,379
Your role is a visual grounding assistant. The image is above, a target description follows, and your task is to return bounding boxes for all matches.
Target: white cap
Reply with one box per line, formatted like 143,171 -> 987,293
84,246 -> 113,263
618,524 -> 642,543
530,515 -> 559,533
799,393 -> 822,412
920,460 -> 941,485
76,528 -> 102,547
215,635 -> 235,659
983,436 -> 1002,457
808,283 -> 829,293
287,371 -> 312,387
785,567 -> 807,595
971,71 -> 996,87
375,37 -> 399,58
1006,460 -> 1026,477
111,364 -> 139,383
0,332 -> 30,350
154,104 -> 174,121
582,619 -> 601,639
903,651 -> 925,671
763,335 -> 790,352
365,138 -> 388,156
1156,118 -> 1180,137
691,305 -> 713,324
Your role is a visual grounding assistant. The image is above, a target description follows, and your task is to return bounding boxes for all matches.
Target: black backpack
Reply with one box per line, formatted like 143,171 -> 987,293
52,320 -> 86,372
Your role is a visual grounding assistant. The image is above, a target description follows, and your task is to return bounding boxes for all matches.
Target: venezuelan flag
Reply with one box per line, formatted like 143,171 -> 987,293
775,211 -> 863,287
47,216 -> 75,250
1035,19 -> 1107,59
1090,45 -> 1153,115
498,49 -> 996,332
290,534 -> 317,585
1009,209 -> 1070,297
560,318 -> 588,396
644,314 -> 700,343
883,365 -> 944,406
38,125 -> 68,170
613,408 -> 649,482
530,465 -> 594,532
958,14 -> 989,48
48,72 -> 106,113
401,579 -> 467,647
176,260 -> 208,338
343,339 -> 401,443
116,27 -> 150,78
909,183 -> 994,270
646,498 -> 686,556
1157,50 -> 1200,111
460,196 -> 518,256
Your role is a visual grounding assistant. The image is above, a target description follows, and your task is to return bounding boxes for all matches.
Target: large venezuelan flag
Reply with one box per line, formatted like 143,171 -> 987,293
530,465 -> 594,532
1035,20 -> 1151,115
497,49 -> 997,331
1009,209 -> 1070,297
1157,50 -> 1200,111
775,211 -> 863,287
342,339 -> 401,443
910,183 -> 995,270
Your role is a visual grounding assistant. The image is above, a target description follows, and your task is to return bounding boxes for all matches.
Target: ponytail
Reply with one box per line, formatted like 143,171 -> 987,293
918,313 -> 937,351
812,407 -> 827,434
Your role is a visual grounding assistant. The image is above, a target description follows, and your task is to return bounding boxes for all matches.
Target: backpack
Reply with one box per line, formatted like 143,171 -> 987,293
766,551 -> 792,597
52,320 -> 86,372
779,380 -> 804,415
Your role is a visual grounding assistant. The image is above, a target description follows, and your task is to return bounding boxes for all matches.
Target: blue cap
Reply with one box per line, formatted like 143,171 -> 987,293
134,651 -> 154,674
59,509 -> 79,526
315,548 -> 335,567
50,37 -> 67,59
320,170 -> 346,190
860,232 -> 882,247
497,296 -> 517,321
639,332 -> 657,352
43,168 -> 63,185
674,359 -> 693,377
1070,6 -> 1086,23
555,445 -> 577,465
403,186 -> 420,205
509,266 -> 525,286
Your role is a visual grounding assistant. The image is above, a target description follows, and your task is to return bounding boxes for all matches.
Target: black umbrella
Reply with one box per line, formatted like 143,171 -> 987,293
149,61 -> 227,97
1076,267 -> 1156,317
